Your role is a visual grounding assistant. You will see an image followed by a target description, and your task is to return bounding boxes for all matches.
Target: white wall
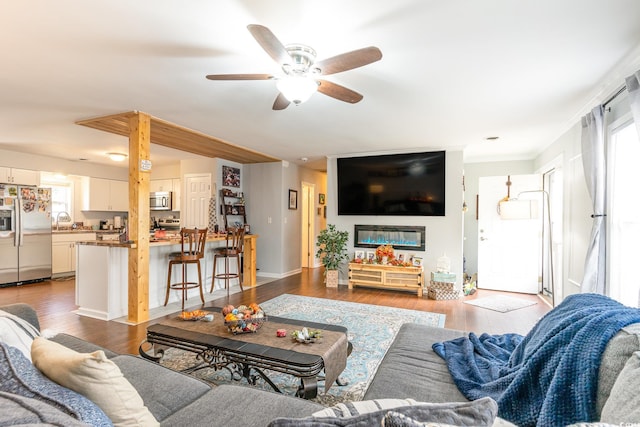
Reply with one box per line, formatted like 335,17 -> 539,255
326,150 -> 465,288
245,162 -> 284,277
532,90 -> 633,304
244,161 -> 327,278
281,161 -> 302,276
150,164 -> 180,180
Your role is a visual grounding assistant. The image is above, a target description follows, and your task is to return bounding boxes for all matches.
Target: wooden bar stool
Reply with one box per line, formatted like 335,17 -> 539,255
165,227 -> 207,311
210,227 -> 245,296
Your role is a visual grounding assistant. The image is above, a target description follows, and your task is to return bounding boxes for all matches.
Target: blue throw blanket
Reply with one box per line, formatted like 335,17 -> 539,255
433,293 -> 640,426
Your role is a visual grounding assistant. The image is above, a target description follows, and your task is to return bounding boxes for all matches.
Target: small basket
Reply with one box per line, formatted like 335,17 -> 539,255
427,287 -> 460,300
224,314 -> 268,334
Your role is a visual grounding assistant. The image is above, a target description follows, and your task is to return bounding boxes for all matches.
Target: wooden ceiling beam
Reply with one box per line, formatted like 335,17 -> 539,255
76,111 -> 279,164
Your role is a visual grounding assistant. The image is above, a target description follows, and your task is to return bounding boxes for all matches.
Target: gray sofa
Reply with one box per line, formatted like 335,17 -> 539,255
2,302 -> 640,426
1,303 -> 323,427
366,318 -> 640,426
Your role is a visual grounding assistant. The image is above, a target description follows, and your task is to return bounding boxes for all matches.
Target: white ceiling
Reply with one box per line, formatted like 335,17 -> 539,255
2,0 -> 640,170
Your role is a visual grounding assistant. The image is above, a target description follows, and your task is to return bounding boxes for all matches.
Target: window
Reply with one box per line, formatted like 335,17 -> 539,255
40,173 -> 73,222
50,184 -> 72,219
607,119 -> 640,307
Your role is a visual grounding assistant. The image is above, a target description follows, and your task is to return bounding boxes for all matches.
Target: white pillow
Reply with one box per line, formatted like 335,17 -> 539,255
312,398 -> 419,417
31,337 -> 159,427
0,310 -> 40,360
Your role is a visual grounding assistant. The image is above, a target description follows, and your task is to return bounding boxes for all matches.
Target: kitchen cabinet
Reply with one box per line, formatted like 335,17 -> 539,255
150,179 -> 172,192
82,177 -> 128,211
52,232 -> 97,276
150,178 -> 181,211
0,167 -> 39,186
172,178 -> 181,211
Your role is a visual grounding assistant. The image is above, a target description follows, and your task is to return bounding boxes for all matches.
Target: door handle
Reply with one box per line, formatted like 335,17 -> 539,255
480,237 -> 489,241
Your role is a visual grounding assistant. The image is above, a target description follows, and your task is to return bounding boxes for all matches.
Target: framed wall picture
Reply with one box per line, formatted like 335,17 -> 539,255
318,193 -> 326,205
288,189 -> 298,210
222,165 -> 241,188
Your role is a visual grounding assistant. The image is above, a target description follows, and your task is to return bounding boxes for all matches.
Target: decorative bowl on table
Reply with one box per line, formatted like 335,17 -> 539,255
223,303 -> 267,334
291,327 -> 322,344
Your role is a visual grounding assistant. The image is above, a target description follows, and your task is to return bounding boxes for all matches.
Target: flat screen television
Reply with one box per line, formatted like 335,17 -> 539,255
337,151 -> 446,216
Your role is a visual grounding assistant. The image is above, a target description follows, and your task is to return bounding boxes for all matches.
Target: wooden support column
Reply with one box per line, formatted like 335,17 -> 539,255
127,112 -> 151,324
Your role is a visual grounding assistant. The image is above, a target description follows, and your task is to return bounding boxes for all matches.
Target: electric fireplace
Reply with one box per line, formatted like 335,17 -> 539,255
354,225 -> 426,251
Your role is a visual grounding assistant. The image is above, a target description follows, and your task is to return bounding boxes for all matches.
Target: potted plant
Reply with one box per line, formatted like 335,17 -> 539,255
315,224 -> 349,287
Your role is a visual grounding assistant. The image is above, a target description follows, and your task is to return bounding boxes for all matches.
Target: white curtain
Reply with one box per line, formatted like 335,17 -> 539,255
627,70 -> 640,139
580,105 -> 607,294
626,70 -> 640,306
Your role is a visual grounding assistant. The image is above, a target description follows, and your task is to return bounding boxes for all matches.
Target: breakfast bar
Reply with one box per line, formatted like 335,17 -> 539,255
74,234 -> 258,320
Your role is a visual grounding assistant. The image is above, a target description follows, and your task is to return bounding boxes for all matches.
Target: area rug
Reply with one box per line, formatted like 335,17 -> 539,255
159,294 -> 445,405
464,295 -> 537,313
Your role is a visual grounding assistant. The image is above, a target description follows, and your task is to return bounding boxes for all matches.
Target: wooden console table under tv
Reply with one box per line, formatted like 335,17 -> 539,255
348,262 -> 424,297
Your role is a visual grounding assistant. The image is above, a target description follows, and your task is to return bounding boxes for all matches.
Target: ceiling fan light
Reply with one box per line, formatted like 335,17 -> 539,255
107,152 -> 127,162
276,76 -> 318,104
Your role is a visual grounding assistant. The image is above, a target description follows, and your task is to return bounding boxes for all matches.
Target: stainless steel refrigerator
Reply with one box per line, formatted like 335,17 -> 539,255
0,185 -> 52,286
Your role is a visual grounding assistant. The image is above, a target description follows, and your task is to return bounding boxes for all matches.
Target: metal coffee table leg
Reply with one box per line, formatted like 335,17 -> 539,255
296,377 -> 318,399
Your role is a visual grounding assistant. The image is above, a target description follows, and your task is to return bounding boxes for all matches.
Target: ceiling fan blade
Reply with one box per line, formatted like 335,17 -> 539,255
247,24 -> 292,66
272,93 -> 291,110
317,80 -> 363,104
315,47 -> 382,75
206,74 -> 274,81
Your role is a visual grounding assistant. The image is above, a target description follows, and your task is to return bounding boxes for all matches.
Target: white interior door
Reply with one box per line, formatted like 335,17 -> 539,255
478,175 -> 542,294
183,174 -> 211,229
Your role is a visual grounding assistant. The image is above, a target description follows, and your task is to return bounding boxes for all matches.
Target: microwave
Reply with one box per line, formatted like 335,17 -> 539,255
150,192 -> 172,211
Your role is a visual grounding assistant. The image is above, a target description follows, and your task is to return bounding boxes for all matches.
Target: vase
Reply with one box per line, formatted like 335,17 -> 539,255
325,270 -> 339,287
382,256 -> 388,265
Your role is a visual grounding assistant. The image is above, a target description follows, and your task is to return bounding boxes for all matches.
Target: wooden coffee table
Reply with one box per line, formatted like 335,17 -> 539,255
140,310 -> 350,399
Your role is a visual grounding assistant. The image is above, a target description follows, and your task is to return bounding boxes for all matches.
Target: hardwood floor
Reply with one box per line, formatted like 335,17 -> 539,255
0,269 -> 550,355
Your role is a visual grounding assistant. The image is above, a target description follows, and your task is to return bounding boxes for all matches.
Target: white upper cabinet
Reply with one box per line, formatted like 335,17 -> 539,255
172,178 -> 181,212
82,177 -> 128,212
0,167 -> 39,186
150,179 -> 172,192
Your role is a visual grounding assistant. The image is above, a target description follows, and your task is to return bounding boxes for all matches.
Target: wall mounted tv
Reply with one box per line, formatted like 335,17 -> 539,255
337,151 -> 445,216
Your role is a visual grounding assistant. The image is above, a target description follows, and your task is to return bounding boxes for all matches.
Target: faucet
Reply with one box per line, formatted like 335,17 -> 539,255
56,212 -> 71,231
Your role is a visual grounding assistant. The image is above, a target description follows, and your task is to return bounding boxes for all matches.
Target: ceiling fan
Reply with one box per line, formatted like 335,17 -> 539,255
206,24 -> 382,110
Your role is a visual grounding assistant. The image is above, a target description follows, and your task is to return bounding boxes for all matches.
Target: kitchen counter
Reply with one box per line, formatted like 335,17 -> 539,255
77,240 -> 136,248
53,228 -> 121,235
75,233 -> 255,248
74,234 -> 258,320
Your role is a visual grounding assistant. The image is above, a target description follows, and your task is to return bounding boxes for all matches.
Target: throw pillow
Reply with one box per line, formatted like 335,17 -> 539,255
596,322 -> 640,415
0,391 -> 91,427
382,411 -> 456,427
268,397 -> 498,427
0,342 -> 112,426
31,337 -> 159,427
312,398 -> 419,418
0,309 -> 40,360
600,350 -> 640,423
